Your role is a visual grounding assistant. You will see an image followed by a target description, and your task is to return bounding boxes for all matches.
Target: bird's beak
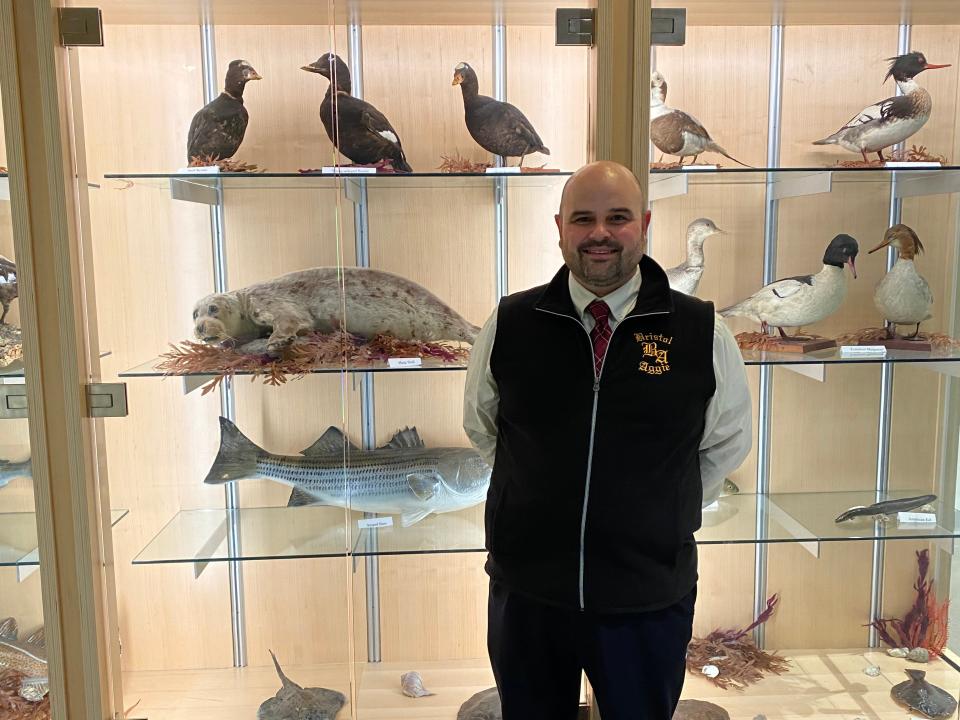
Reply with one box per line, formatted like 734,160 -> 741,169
714,227 -> 728,236
847,256 -> 858,279
868,237 -> 892,254
924,62 -> 952,70
248,71 -> 262,81
301,64 -> 322,74
452,72 -> 463,86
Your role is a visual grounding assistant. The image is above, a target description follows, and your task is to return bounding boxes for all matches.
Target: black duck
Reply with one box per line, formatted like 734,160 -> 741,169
302,53 -> 412,172
452,62 -> 549,165
187,59 -> 261,163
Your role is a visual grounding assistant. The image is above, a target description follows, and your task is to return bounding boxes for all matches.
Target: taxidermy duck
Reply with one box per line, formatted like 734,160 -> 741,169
813,51 -> 951,163
650,71 -> 751,167
720,234 -> 859,337
452,62 -> 549,165
868,224 -> 933,338
665,218 -> 725,296
187,59 -> 261,163
302,53 -> 412,172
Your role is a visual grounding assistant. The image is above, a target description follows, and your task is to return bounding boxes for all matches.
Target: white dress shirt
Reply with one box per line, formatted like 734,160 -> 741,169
463,267 -> 753,506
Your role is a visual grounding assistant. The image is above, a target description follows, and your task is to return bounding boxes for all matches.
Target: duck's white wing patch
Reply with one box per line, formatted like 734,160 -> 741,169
378,129 -> 399,144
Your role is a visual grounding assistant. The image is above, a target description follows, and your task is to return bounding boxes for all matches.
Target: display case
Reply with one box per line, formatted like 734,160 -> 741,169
3,1 -> 960,719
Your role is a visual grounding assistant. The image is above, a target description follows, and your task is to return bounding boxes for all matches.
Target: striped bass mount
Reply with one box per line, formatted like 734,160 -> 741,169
0,617 -> 47,702
203,417 -> 491,527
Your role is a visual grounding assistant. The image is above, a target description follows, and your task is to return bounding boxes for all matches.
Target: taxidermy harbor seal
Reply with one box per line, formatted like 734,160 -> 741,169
193,267 -> 480,353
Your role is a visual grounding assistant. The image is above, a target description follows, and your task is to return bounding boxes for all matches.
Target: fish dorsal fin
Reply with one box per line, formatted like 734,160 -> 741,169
407,472 -> 440,502
301,426 -> 358,457
401,508 -> 433,527
287,488 -> 317,507
380,427 -> 425,450
0,617 -> 17,640
24,627 -> 44,648
269,649 -> 302,691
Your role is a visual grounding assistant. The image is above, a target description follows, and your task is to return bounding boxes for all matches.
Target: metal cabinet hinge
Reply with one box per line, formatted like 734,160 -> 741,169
0,382 -> 127,419
556,8 -> 594,46
86,382 -> 127,417
57,7 -> 103,47
652,8 -> 686,46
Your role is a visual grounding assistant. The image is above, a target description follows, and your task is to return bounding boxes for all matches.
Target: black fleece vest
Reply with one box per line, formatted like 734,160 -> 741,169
486,255 -> 716,613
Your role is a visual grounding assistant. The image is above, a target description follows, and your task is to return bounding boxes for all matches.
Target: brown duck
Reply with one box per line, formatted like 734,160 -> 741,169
302,53 -> 412,172
452,62 -> 549,166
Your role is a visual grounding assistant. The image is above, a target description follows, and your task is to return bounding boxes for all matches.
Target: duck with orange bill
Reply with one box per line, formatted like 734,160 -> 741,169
813,51 -> 951,164
719,234 -> 858,351
868,223 -> 933,346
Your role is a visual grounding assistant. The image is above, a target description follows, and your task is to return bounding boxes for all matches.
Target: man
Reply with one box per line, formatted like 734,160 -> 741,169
463,161 -> 751,720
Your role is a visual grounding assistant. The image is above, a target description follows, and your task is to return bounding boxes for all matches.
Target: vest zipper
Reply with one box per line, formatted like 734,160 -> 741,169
536,306 -> 669,609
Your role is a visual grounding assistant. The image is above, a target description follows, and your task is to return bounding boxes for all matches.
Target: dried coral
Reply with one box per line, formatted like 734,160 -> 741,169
0,670 -> 49,720
832,145 -> 949,168
685,594 -> 790,690
836,327 -> 960,350
157,330 -> 470,395
733,331 -> 830,351
438,154 -> 493,173
188,155 -> 264,173
868,549 -> 950,656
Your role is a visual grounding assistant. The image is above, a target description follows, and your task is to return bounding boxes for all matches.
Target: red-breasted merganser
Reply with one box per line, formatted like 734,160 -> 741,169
650,71 -> 751,167
664,218 -> 726,296
868,224 -> 933,339
719,234 -> 859,338
813,51 -> 951,163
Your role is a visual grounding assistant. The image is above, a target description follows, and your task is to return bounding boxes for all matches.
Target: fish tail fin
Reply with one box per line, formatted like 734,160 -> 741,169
203,417 -> 261,485
268,649 -> 298,690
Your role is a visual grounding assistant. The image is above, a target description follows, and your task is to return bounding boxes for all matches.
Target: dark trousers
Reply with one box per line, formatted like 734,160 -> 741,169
487,579 -> 695,720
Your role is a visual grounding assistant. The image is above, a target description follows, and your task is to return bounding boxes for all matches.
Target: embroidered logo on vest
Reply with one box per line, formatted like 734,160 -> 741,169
634,332 -> 672,375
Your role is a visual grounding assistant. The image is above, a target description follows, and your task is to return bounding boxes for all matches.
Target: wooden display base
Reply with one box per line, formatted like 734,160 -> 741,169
735,332 -> 836,353
859,337 -> 933,351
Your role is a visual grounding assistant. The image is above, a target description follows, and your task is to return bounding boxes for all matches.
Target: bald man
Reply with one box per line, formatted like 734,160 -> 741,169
463,161 -> 751,720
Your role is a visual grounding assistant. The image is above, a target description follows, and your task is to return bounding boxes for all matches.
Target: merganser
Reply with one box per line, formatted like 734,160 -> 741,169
868,224 -> 932,339
665,218 -> 726,296
813,52 -> 951,163
719,234 -> 859,338
650,71 -> 751,167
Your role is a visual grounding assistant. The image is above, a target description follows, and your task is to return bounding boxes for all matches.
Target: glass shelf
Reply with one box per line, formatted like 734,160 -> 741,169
102,170 -> 571,193
1,509 -> 128,568
120,345 -> 960,383
740,345 -> 960,366
119,355 -> 469,380
132,506 -> 350,564
130,490 -> 957,566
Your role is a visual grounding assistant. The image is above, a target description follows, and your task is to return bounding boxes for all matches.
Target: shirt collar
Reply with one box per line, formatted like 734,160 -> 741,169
568,267 -> 642,324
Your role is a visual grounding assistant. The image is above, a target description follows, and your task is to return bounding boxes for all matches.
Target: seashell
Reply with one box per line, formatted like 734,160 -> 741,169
400,670 -> 435,698
907,647 -> 930,663
887,647 -> 909,658
701,664 -> 720,678
863,665 -> 882,677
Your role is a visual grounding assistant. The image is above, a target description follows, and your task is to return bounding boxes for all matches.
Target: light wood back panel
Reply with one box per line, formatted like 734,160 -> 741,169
652,26 -> 770,168
77,25 -> 239,671
361,26 -> 494,170
781,25 -> 900,167
214,24 -> 359,666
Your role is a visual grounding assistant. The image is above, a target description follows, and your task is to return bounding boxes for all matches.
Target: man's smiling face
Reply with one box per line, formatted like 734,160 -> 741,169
556,162 -> 650,297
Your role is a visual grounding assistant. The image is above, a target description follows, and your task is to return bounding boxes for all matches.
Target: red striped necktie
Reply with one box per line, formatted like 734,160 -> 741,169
587,300 -> 611,376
